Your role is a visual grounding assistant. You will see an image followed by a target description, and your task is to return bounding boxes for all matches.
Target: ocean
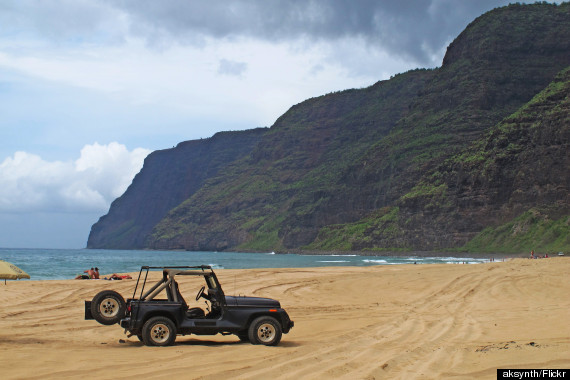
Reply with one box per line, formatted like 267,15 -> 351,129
0,248 -> 492,281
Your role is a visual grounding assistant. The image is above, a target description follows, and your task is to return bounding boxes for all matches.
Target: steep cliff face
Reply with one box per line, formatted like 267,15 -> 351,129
87,128 -> 267,248
304,2 -> 570,252
310,67 -> 570,252
341,2 -> 570,214
90,3 -> 570,253
148,69 -> 434,250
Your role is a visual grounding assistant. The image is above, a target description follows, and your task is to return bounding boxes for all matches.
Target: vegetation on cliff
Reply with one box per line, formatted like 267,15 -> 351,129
309,66 -> 570,253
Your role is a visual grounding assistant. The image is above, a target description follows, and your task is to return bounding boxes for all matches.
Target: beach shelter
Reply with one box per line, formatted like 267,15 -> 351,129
0,260 -> 30,284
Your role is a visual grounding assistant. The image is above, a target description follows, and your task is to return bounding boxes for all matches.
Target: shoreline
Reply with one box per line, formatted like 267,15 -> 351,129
273,249 -> 528,258
2,248 -> 533,282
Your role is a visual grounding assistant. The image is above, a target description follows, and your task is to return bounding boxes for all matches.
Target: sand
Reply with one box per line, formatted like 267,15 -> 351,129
0,258 -> 568,379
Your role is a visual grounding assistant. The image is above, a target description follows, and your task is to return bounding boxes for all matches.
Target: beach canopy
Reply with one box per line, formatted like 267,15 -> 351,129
0,260 -> 30,284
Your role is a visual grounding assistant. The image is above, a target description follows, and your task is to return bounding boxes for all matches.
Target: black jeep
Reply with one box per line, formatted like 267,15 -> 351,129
85,265 -> 294,346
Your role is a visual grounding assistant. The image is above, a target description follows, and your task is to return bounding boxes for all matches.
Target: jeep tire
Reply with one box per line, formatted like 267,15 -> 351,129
248,316 -> 282,346
90,290 -> 126,325
142,316 -> 176,347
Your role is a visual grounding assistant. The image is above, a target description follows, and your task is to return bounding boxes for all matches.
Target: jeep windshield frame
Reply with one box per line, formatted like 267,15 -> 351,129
131,265 -> 221,302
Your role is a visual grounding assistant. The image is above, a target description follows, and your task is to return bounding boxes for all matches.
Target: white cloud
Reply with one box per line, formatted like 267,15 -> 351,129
0,142 -> 150,213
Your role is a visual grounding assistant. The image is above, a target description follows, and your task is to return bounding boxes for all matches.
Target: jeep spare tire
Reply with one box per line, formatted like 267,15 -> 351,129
90,290 -> 126,325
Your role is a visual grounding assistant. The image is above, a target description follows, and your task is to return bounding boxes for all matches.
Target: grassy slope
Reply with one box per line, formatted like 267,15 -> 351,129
462,209 -> 570,253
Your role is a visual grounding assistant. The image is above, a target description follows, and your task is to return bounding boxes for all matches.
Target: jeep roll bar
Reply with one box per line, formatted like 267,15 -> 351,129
131,265 -> 217,302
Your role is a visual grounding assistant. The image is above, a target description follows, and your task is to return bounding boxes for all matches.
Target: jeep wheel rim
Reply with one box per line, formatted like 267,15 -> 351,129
151,323 -> 171,344
100,298 -> 119,318
257,323 -> 276,343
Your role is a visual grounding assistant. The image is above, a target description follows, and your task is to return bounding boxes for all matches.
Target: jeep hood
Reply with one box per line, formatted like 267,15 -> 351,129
225,295 -> 280,308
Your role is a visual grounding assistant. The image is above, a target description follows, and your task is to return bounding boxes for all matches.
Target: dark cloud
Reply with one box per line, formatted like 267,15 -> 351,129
0,1 -> 546,66
111,0 -> 524,65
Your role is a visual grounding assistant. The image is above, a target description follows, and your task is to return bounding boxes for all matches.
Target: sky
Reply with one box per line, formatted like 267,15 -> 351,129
0,0 -> 549,249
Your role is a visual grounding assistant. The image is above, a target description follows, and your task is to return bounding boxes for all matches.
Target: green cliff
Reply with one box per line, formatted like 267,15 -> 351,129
87,128 -> 267,248
88,3 -> 570,253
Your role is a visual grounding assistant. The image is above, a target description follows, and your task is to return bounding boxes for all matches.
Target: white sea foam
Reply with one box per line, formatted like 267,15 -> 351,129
444,261 -> 481,265
427,257 -> 484,261
362,259 -> 387,263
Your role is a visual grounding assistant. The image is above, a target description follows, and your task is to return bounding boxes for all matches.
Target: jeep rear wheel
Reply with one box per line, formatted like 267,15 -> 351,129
248,316 -> 282,346
90,290 -> 126,325
142,316 -> 176,347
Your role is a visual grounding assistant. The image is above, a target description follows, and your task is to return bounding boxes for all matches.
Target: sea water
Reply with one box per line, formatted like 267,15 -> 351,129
0,248 -> 490,281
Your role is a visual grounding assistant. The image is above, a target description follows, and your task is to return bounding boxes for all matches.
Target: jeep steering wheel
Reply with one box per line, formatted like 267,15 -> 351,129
196,286 -> 206,301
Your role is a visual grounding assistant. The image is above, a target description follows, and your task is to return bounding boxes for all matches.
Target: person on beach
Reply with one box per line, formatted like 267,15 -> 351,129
84,268 -> 96,279
74,267 -> 100,279
106,273 -> 132,280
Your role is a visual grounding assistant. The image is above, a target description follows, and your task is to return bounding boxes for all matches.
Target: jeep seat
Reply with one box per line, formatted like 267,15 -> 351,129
186,307 -> 206,319
173,281 -> 205,319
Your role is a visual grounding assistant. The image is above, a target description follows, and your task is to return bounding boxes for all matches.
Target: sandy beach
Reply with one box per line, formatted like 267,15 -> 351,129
0,258 -> 568,379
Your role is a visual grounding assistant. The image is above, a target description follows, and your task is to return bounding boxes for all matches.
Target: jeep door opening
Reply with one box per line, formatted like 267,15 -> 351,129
85,265 -> 294,346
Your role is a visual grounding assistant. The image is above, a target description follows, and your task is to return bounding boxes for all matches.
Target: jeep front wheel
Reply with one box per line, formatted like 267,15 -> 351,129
248,316 -> 282,346
90,290 -> 126,325
142,316 -> 176,347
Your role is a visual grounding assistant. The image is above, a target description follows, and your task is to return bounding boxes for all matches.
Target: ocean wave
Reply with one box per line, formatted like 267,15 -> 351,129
426,256 -> 483,261
362,259 -> 388,263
